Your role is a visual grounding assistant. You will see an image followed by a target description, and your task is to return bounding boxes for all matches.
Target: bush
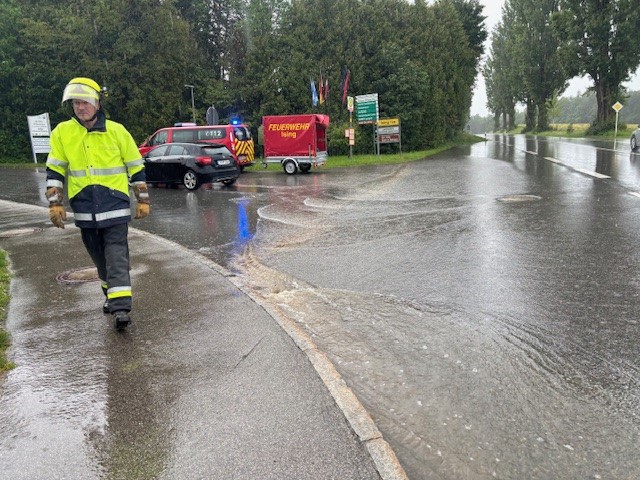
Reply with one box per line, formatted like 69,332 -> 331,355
586,120 -> 618,136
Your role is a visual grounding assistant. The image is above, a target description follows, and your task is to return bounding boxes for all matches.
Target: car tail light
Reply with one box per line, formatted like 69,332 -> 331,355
195,156 -> 212,166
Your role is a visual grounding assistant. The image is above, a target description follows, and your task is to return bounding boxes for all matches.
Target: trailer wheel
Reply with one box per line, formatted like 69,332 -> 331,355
299,163 -> 311,173
283,160 -> 297,175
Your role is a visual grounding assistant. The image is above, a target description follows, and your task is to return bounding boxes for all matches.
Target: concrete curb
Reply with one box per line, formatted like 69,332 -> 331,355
0,199 -> 408,480
132,228 -> 409,480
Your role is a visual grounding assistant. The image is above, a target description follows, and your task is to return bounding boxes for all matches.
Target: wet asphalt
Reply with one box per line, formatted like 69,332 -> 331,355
2,134 -> 640,479
0,201 -> 396,479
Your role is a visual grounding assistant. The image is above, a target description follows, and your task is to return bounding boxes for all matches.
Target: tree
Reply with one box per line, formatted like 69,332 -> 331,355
0,0 -> 488,161
555,0 -> 640,130
13,0 -> 217,144
484,6 -> 520,131
509,0 -> 567,131
0,0 -> 30,158
450,0 -> 488,72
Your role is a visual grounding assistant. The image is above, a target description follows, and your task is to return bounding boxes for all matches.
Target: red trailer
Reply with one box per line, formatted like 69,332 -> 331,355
262,114 -> 330,174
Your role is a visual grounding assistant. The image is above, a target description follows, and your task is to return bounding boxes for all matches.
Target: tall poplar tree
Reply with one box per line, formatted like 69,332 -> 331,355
510,0 -> 566,131
555,0 -> 640,130
484,3 -> 521,130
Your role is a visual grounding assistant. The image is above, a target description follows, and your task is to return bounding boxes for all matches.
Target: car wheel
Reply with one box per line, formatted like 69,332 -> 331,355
631,135 -> 638,151
222,178 -> 236,186
299,163 -> 311,173
283,159 -> 297,175
183,170 -> 200,190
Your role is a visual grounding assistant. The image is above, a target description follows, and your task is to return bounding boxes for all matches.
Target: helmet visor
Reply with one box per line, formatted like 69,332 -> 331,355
62,83 -> 100,107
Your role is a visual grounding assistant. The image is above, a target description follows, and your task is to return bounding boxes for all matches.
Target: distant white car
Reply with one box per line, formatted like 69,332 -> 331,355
631,128 -> 640,151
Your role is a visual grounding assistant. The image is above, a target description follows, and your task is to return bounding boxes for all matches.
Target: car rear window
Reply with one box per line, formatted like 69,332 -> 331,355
202,145 -> 232,156
167,145 -> 189,155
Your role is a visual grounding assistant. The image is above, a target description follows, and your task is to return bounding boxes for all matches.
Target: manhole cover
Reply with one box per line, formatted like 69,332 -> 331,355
0,227 -> 45,238
496,194 -> 542,203
56,266 -> 100,284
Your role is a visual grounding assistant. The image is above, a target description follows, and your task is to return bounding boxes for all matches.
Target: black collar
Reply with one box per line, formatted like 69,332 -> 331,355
74,110 -> 107,132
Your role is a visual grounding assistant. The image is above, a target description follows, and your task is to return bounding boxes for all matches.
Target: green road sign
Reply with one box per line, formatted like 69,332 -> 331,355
355,93 -> 378,124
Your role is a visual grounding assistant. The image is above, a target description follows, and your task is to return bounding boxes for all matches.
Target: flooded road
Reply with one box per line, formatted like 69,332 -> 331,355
3,136 -> 640,479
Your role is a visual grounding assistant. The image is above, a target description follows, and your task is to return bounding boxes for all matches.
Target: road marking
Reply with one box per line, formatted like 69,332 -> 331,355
542,156 -> 610,178
573,168 -> 610,179
543,138 -> 640,158
491,137 -> 640,196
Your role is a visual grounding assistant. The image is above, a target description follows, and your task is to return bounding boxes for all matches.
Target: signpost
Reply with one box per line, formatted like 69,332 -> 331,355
376,118 -> 401,153
27,113 -> 52,163
206,104 -> 219,125
347,96 -> 355,159
612,101 -> 623,150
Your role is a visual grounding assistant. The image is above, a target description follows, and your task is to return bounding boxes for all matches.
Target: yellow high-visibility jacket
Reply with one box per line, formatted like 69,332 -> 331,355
46,112 -> 145,228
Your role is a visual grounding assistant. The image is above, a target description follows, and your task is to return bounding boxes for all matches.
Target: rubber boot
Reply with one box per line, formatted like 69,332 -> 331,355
103,299 -> 110,314
113,311 -> 131,331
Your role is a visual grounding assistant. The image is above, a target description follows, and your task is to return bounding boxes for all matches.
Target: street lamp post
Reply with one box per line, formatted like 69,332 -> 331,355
185,84 -> 195,124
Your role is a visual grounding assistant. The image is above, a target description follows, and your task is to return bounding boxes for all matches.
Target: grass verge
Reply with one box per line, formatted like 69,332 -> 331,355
0,248 -> 15,373
505,124 -> 635,139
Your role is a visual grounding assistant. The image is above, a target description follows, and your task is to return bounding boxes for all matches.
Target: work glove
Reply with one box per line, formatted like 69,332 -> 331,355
46,187 -> 66,229
49,205 -> 67,228
132,182 -> 150,220
135,203 -> 150,219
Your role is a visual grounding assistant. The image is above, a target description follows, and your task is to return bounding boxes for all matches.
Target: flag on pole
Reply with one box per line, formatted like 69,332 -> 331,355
310,78 -> 318,107
324,79 -> 329,104
318,73 -> 324,104
340,65 -> 350,106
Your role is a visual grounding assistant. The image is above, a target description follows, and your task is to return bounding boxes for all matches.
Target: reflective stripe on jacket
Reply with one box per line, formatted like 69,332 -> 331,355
46,112 -> 145,228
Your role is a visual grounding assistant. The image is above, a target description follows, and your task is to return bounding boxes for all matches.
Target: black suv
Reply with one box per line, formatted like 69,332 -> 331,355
143,142 -> 240,190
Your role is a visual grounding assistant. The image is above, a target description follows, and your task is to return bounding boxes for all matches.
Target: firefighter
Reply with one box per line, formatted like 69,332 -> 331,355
45,77 -> 150,330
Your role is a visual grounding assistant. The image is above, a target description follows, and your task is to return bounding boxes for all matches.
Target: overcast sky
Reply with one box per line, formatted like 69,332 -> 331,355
470,0 -> 640,116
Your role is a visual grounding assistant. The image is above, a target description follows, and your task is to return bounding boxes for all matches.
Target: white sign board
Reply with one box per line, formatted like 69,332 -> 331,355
27,113 -> 52,162
377,126 -> 400,135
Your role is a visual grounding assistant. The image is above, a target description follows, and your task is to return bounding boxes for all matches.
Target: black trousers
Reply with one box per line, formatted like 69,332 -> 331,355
80,223 -> 132,313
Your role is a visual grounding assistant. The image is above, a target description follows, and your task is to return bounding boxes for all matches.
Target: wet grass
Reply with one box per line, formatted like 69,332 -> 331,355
0,248 -> 15,373
504,124 -> 636,139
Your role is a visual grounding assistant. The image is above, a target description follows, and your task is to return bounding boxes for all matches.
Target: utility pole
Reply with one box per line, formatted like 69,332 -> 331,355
185,84 -> 196,123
